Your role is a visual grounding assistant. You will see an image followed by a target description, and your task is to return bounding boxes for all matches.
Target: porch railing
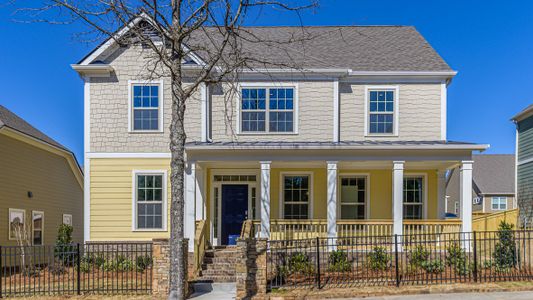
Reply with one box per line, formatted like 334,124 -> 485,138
252,219 -> 462,240
193,220 -> 208,278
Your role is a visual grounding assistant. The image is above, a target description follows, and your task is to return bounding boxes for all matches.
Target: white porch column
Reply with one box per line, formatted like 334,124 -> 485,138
184,161 -> 196,252
260,161 -> 271,239
460,161 -> 474,233
392,161 -> 405,237
327,161 -> 338,239
195,165 -> 205,220
437,170 -> 447,219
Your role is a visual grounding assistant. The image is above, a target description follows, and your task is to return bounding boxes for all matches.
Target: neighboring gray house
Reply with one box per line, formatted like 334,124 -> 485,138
446,154 -> 515,216
512,105 -> 533,226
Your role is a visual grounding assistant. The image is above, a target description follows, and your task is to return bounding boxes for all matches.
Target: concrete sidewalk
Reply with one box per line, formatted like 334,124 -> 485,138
346,291 -> 533,300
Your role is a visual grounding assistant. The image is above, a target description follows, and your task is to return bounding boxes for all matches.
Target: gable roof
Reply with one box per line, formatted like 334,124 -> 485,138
76,15 -> 454,73
0,105 -> 68,151
512,104 -> 533,122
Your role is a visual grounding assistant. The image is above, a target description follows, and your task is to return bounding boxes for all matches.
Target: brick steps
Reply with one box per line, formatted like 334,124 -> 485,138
197,246 -> 240,283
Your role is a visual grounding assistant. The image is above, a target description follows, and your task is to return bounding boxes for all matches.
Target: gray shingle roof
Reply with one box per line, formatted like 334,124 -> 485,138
472,154 -> 516,195
186,26 -> 452,72
0,105 -> 69,151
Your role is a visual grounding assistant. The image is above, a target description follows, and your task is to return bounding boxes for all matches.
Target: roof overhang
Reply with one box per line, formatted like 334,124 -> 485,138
71,64 -> 114,77
511,104 -> 533,123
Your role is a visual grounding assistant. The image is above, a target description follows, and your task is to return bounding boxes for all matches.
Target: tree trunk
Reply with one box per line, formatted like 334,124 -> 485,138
169,72 -> 187,300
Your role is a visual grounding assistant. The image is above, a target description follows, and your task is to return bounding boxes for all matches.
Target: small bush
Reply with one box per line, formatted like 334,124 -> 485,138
421,259 -> 444,274
136,255 -> 153,272
101,260 -> 117,272
80,261 -> 91,273
54,224 -> 75,265
117,258 -> 134,271
409,245 -> 430,268
328,250 -> 351,272
446,243 -> 470,276
287,252 -> 314,274
493,221 -> 517,270
367,246 -> 390,271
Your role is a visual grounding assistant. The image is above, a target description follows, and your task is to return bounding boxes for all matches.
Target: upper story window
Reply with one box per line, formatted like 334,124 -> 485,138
130,82 -> 162,132
366,87 -> 398,135
491,197 -> 507,210
241,87 -> 295,133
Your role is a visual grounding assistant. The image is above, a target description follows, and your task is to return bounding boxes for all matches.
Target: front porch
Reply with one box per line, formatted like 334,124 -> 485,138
184,142 -> 483,249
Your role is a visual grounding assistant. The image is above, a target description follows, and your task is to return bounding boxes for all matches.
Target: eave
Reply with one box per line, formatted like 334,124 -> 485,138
71,64 -> 114,77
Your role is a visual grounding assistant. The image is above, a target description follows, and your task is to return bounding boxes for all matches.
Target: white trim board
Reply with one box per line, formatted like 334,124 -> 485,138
131,170 -> 168,232
87,153 -> 171,158
127,80 -> 164,133
364,85 -> 400,137
278,171 -> 314,219
337,173 -> 371,219
83,76 -> 91,242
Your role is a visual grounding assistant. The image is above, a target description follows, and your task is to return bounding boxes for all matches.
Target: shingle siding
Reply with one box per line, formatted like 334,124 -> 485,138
517,116 -> 533,162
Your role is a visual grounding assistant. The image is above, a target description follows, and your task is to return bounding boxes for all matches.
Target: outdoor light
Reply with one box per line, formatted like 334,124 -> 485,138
27,191 -> 33,198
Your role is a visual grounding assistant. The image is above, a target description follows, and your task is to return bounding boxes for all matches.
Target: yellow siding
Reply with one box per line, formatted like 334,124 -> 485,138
89,158 -> 171,241
0,134 -> 83,245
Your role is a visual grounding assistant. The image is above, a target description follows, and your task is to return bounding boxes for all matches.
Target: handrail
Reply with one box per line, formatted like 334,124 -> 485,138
240,219 -> 254,239
193,220 -> 208,278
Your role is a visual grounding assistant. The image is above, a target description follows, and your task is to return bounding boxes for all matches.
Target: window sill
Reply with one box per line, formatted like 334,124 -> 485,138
128,130 -> 164,134
237,132 -> 299,136
132,228 -> 167,232
364,134 -> 399,138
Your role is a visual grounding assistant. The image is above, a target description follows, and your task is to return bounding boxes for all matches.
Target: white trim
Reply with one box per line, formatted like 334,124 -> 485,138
186,144 -> 490,151
63,214 -> 73,226
32,210 -> 44,246
87,152 -> 171,158
333,79 -> 340,142
337,173 -> 371,219
279,171 -> 314,219
201,83 -> 208,142
349,71 -> 458,77
83,76 -> 91,242
71,64 -> 114,77
209,169 -> 260,246
517,156 -> 533,166
440,83 -> 447,140
515,127 -> 519,209
403,173 -> 429,220
364,85 -> 400,137
490,196 -> 508,211
8,208 -> 26,241
236,83 -> 299,135
127,80 -> 164,133
131,170 -> 168,232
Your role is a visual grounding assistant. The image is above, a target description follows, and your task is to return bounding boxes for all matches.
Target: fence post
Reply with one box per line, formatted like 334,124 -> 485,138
0,245 -> 2,298
473,231 -> 478,283
76,243 -> 81,295
394,234 -> 400,287
315,237 -> 321,289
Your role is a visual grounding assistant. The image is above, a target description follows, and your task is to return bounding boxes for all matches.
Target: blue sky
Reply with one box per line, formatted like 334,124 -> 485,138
0,0 -> 531,164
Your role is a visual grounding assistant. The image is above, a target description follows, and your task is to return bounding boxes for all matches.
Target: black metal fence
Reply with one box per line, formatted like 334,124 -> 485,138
267,230 -> 533,289
0,242 -> 152,297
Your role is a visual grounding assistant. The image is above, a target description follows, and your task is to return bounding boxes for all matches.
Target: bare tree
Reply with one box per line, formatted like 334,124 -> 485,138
13,1 -> 317,299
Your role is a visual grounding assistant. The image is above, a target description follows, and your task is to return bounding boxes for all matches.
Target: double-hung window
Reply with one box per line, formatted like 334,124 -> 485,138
283,175 -> 310,219
403,177 -> 424,219
339,176 -> 366,219
32,211 -> 44,245
491,197 -> 507,210
131,83 -> 161,131
135,173 -> 165,230
368,89 -> 396,135
241,87 -> 295,133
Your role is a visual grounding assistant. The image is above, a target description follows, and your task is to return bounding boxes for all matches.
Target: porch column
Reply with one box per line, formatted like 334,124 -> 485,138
460,161 -> 473,233
184,161 -> 196,252
437,170 -> 447,219
260,161 -> 271,239
195,165 -> 205,220
392,161 -> 404,237
327,161 -> 338,239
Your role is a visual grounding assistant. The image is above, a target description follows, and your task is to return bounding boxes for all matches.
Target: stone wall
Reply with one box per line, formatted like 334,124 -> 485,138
152,238 -> 189,297
235,238 -> 268,300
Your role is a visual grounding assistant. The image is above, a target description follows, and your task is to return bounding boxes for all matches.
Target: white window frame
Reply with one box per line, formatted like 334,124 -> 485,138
9,208 -> 26,241
237,82 -> 299,135
279,171 -> 313,219
337,173 -> 370,219
132,170 -> 168,232
364,85 -> 399,137
403,173 -> 428,219
454,201 -> 459,215
32,211 -> 44,246
491,196 -> 507,211
128,80 -> 164,133
63,214 -> 73,226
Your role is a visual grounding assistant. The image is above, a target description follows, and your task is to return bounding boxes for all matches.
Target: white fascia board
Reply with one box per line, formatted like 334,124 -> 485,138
348,71 -> 458,77
87,152 -> 171,158
186,144 -> 491,151
71,64 -> 114,77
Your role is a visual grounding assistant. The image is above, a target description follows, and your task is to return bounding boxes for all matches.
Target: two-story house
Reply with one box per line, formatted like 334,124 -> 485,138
73,18 -> 488,259
512,104 -> 533,226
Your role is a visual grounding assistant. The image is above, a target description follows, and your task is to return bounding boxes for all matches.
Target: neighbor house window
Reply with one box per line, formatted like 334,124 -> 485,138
135,173 -> 165,230
368,89 -> 395,134
32,211 -> 44,245
9,208 -> 25,240
403,177 -> 423,219
339,176 -> 366,219
454,201 -> 459,215
63,214 -> 73,226
131,83 -> 161,131
491,197 -> 507,210
241,87 -> 295,133
283,175 -> 310,219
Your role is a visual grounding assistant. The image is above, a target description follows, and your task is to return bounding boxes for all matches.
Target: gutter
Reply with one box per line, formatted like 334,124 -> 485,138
186,143 -> 490,151
71,64 -> 114,77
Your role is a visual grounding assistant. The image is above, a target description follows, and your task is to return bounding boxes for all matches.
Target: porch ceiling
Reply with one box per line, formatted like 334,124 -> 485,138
200,160 -> 459,170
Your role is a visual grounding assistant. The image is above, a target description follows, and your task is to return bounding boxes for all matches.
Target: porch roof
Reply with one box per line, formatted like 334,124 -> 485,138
185,140 -> 489,151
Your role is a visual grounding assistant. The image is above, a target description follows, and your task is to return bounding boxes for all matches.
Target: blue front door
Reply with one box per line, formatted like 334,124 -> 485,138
221,184 -> 248,245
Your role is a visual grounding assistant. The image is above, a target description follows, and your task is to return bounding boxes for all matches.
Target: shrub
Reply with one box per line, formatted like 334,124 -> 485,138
136,255 -> 153,272
54,224 -> 75,265
446,243 -> 470,275
287,252 -> 314,274
328,250 -> 351,272
421,259 -> 444,274
409,245 -> 430,268
493,221 -> 517,270
367,246 -> 390,271
80,261 -> 91,273
101,260 -> 117,272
